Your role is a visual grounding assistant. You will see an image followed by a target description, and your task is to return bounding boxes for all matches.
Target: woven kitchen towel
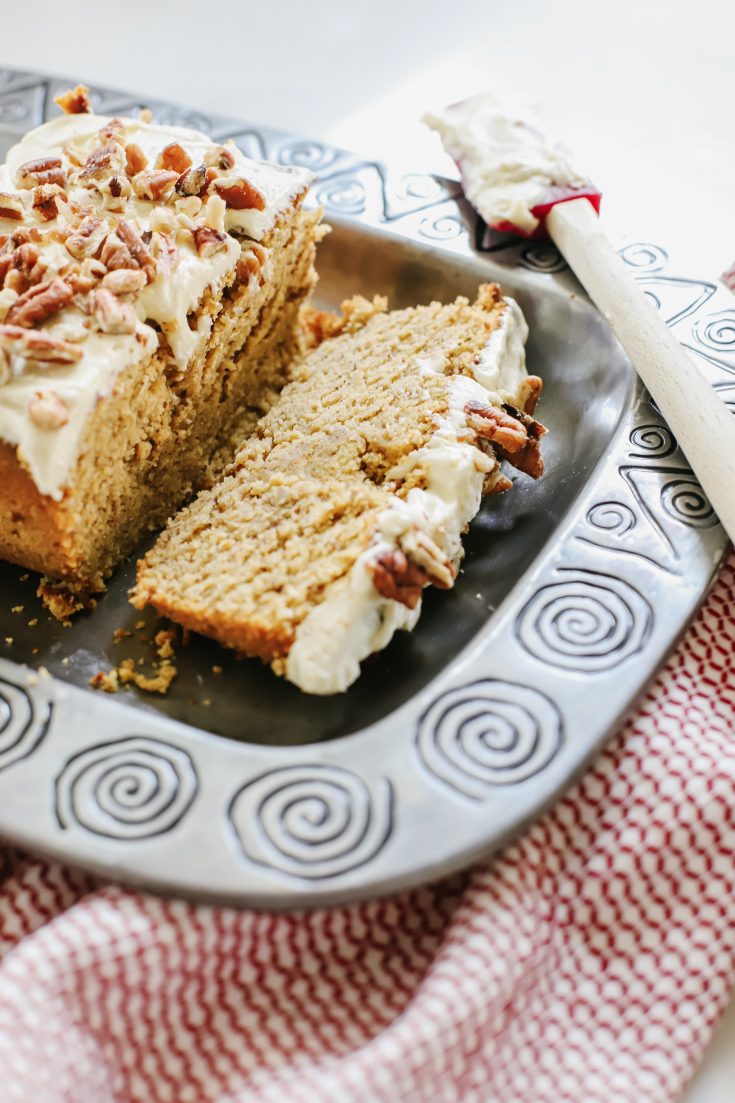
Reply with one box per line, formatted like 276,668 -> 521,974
0,553 -> 734,1103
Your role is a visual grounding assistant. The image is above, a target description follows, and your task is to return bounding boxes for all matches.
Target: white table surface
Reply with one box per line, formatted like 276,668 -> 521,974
1,1 -> 734,1098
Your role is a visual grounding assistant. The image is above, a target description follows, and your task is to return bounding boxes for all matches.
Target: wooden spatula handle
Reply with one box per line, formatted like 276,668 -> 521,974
547,197 -> 735,544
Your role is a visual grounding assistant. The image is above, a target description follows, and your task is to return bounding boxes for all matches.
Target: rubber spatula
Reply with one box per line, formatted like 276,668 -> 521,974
425,96 -> 735,543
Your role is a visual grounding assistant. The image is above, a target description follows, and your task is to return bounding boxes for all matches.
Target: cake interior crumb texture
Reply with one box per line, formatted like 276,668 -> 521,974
133,285 -> 545,693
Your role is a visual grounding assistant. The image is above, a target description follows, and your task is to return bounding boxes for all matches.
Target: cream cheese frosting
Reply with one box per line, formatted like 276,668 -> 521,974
285,295 -> 530,695
423,94 -> 587,235
0,111 -> 313,499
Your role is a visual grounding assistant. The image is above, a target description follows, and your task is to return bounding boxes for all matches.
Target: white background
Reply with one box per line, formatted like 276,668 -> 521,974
0,1 -> 734,1097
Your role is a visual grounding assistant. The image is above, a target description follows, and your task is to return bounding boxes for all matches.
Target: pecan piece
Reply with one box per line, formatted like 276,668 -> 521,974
204,193 -> 226,233
54,84 -> 92,115
115,219 -> 157,280
32,183 -> 67,221
132,169 -> 178,202
398,530 -> 454,589
369,549 -> 427,610
175,164 -> 208,198
28,390 -> 69,430
0,192 -> 25,220
100,231 -> 133,270
0,324 -> 82,363
237,243 -> 268,285
212,176 -> 266,211
203,145 -> 236,171
149,232 -> 179,275
498,404 -> 546,479
155,142 -> 192,174
521,374 -> 543,415
125,143 -> 148,176
15,157 -> 67,190
92,288 -> 137,334
98,117 -> 126,144
464,401 -> 529,451
65,215 -> 107,260
5,277 -> 73,327
79,142 -> 126,181
100,268 -> 147,295
193,225 -> 229,258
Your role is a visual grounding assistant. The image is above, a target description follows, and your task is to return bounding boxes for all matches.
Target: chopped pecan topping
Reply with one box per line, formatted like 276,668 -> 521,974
115,219 -> 156,280
3,269 -> 28,294
125,143 -> 148,176
464,401 -> 530,451
28,390 -> 69,430
79,142 -> 126,181
0,288 -> 18,322
204,193 -> 226,233
203,145 -> 237,171
100,268 -> 146,295
65,215 -> 107,260
92,288 -> 137,334
5,277 -> 73,327
15,157 -> 67,190
465,400 -> 545,478
175,164 -> 207,198
521,375 -> 543,415
54,84 -> 92,115
0,192 -> 25,220
212,176 -> 266,211
149,232 -> 179,275
32,183 -> 67,221
398,530 -> 455,589
173,195 -> 202,220
132,169 -> 178,202
149,207 -> 178,234
485,472 -> 514,495
156,143 -> 192,174
98,117 -> 126,144
10,243 -> 43,278
0,323 -> 82,363
369,549 -> 428,609
193,225 -> 229,258
107,175 -> 132,200
100,231 -> 133,270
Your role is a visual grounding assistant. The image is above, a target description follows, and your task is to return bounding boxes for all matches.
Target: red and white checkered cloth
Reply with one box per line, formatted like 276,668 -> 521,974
0,552 -> 734,1103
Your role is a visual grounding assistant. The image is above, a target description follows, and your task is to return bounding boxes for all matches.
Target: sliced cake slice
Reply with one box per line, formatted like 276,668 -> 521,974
132,284 -> 545,694
0,86 -> 320,606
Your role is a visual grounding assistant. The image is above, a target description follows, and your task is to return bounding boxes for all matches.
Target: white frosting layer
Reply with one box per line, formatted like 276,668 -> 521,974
423,94 -> 587,235
285,296 -> 530,695
0,113 -> 312,499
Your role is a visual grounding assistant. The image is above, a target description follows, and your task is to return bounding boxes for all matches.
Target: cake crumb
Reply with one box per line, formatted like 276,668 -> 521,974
37,579 -> 89,621
89,669 -> 120,693
4,637 -> 12,645
202,699 -> 211,706
135,620 -> 146,630
212,665 -> 223,675
27,618 -> 38,627
11,606 -> 23,614
19,573 -> 29,582
118,656 -> 178,695
154,629 -> 176,659
113,628 -> 133,643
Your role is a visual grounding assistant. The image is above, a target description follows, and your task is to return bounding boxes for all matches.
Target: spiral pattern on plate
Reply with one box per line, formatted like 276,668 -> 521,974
629,424 -> 676,458
692,310 -> 735,352
661,478 -> 716,528
55,737 -> 197,839
398,173 -> 445,201
228,765 -> 392,880
315,176 -> 366,214
619,242 -> 669,272
516,570 -> 652,672
586,501 -> 637,536
278,139 -> 339,172
0,673 -> 49,771
519,244 -> 567,273
418,212 -> 464,241
416,680 -> 563,800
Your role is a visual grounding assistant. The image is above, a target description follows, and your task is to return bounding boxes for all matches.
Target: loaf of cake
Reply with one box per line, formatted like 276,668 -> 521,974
132,284 -> 545,694
0,86 -> 320,605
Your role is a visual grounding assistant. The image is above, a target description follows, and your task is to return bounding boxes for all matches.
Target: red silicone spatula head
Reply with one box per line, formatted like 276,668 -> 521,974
423,95 -> 601,239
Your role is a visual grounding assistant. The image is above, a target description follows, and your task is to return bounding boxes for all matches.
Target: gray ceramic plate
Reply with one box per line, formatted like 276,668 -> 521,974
0,69 -> 731,907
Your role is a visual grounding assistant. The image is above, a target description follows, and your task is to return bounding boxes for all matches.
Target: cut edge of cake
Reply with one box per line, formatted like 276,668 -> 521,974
132,284 -> 545,695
